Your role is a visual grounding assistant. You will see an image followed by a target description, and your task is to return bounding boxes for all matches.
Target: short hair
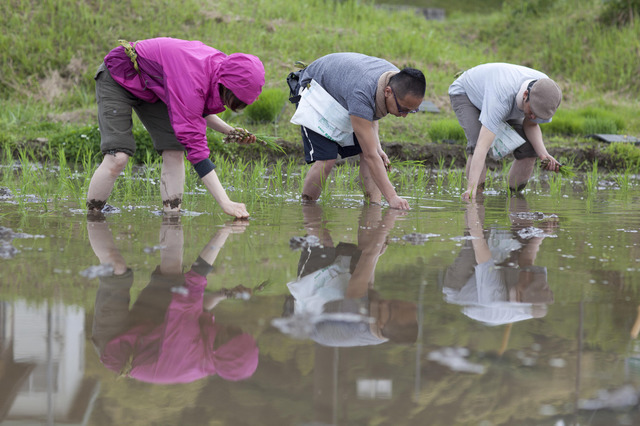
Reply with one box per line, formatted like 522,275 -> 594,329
219,84 -> 248,112
389,68 -> 426,99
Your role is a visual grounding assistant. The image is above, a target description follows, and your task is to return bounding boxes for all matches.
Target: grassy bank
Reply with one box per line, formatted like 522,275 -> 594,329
1,0 -> 639,163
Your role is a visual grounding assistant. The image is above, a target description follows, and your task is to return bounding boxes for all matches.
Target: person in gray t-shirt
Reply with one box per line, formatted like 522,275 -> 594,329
293,53 -> 426,210
448,63 -> 562,199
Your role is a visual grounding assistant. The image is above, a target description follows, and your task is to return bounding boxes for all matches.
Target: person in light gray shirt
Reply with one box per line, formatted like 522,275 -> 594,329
449,63 -> 562,199
292,53 -> 426,210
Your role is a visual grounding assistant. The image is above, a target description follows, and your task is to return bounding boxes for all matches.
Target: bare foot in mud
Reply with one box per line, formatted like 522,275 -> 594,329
301,194 -> 316,204
86,199 -> 106,212
162,197 -> 182,214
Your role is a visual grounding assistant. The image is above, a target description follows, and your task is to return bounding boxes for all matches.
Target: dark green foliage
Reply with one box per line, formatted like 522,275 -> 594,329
605,141 -> 640,169
48,125 -> 102,163
600,0 -> 640,26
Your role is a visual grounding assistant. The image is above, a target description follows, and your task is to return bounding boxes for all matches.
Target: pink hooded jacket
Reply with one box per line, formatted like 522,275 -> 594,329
100,270 -> 259,384
104,37 -> 265,165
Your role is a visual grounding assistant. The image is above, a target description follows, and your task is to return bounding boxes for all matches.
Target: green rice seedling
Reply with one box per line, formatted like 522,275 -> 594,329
447,168 -> 464,194
614,169 -> 632,196
434,157 -> 446,194
270,159 -> 285,193
484,170 -> 495,192
249,157 -> 268,192
332,163 -> 349,194
57,147 -> 83,207
223,128 -> 285,154
585,161 -> 599,194
243,88 -> 288,124
548,171 -> 563,196
284,158 -> 298,193
583,117 -> 618,135
580,107 -> 626,131
427,119 -> 466,143
541,159 -> 576,178
414,165 -> 429,195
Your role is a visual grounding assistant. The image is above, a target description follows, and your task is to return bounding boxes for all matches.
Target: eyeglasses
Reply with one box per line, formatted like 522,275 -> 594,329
525,79 -> 538,103
390,87 -> 419,114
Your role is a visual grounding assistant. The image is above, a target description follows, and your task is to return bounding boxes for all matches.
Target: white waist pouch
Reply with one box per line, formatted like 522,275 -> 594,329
490,122 -> 526,160
290,79 -> 354,147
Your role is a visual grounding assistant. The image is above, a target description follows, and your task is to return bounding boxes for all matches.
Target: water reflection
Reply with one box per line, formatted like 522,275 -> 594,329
443,196 -> 556,329
87,217 -> 259,384
273,205 -> 418,346
0,301 -> 93,424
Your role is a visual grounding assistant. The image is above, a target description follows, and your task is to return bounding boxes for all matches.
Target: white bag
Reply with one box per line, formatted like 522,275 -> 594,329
290,79 -> 355,146
490,122 -> 526,160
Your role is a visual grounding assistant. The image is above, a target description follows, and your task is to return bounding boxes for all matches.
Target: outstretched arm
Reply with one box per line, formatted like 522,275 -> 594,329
199,222 -> 250,311
466,202 -> 492,265
522,119 -> 559,171
463,125 -> 495,200
351,116 -> 408,210
346,207 -> 405,298
201,170 -> 249,219
205,114 -> 256,144
198,221 -> 249,266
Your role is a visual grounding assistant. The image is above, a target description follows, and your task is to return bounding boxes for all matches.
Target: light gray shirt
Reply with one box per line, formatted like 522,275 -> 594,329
448,63 -> 548,134
300,52 -> 399,121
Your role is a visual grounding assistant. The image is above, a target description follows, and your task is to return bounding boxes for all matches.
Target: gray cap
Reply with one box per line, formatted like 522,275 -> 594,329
529,78 -> 562,120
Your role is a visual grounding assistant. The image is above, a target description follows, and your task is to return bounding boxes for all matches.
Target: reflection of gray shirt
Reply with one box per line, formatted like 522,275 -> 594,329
448,63 -> 548,134
300,53 -> 398,121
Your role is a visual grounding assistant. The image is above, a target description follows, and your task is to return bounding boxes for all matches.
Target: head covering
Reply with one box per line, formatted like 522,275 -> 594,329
528,78 -> 562,120
463,303 -> 536,326
100,328 -> 259,384
212,333 -> 260,381
218,53 -> 265,105
311,318 -> 388,347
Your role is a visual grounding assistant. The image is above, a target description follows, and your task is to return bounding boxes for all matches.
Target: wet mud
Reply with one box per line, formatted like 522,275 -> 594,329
162,197 -> 182,210
86,198 -> 106,211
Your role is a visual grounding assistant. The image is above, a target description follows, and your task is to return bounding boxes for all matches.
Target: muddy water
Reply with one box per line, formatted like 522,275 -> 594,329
1,187 -> 640,425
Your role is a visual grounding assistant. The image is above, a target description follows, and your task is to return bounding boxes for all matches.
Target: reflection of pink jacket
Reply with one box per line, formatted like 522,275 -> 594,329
104,37 -> 265,164
100,271 -> 259,384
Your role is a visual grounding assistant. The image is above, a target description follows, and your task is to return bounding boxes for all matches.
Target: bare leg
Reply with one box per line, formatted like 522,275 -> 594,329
86,221 -> 128,275
359,156 -> 382,204
465,154 -> 487,193
508,157 -> 536,192
158,216 -> 184,275
302,203 -> 333,247
302,160 -> 336,201
160,150 -> 185,213
87,152 -> 130,210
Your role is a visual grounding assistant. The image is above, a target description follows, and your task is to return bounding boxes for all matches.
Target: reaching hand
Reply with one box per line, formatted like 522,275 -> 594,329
378,147 -> 391,172
388,195 -> 410,210
462,188 -> 474,201
224,128 -> 256,145
220,200 -> 250,219
539,154 -> 560,172
223,219 -> 250,234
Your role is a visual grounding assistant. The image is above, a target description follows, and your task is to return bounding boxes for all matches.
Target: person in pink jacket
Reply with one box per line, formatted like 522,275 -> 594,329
87,37 -> 265,218
88,216 -> 259,383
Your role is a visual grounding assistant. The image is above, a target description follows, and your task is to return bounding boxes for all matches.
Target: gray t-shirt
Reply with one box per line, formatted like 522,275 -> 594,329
300,52 -> 399,121
448,63 -> 548,134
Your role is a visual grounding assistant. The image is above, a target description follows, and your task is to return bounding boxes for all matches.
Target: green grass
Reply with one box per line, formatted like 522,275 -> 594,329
1,0 -> 639,166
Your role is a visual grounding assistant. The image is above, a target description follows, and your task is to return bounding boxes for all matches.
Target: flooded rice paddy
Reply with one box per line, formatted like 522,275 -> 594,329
1,164 -> 640,425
